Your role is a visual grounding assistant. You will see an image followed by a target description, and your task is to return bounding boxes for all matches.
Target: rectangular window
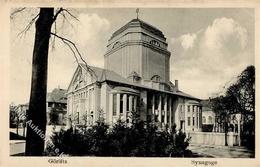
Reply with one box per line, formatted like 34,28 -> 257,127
155,115 -> 159,122
179,105 -> 182,112
167,98 -> 170,110
161,96 -> 164,111
113,94 -> 117,116
132,96 -> 135,111
188,117 -> 191,126
136,96 -> 140,110
188,105 -> 190,112
147,93 -> 153,109
127,95 -> 129,111
76,112 -> 80,124
120,94 -> 123,113
193,117 -> 195,126
155,95 -> 159,109
162,115 -> 164,123
90,115 -> 94,125
147,115 -> 151,122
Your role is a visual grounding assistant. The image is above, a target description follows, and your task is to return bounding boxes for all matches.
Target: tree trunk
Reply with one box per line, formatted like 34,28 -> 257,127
25,8 -> 54,156
16,116 -> 19,135
23,121 -> 26,137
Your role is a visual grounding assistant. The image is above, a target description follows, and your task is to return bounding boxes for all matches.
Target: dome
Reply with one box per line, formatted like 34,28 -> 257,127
110,18 -> 166,40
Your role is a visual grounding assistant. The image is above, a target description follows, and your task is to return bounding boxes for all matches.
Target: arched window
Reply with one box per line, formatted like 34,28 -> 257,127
128,71 -> 141,82
202,116 -> 206,124
112,41 -> 121,48
151,75 -> 161,82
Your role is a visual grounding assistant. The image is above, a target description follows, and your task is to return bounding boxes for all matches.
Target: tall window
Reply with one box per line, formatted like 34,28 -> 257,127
179,105 -> 182,112
113,94 -> 117,116
161,96 -> 164,111
202,116 -> 206,124
188,105 -> 190,112
147,115 -> 151,122
127,94 -> 129,111
155,115 -> 159,122
147,95 -> 152,109
76,112 -> 80,124
188,117 -> 191,126
167,98 -> 170,110
162,114 -> 164,123
120,94 -> 123,113
155,94 -> 159,109
132,96 -> 135,111
208,116 -> 213,124
193,117 -> 195,126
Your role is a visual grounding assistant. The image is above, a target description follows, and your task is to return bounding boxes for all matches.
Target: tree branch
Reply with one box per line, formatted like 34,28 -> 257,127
62,9 -> 79,21
52,8 -> 63,23
50,32 -> 97,79
61,11 -> 74,28
10,8 -> 26,19
17,13 -> 39,37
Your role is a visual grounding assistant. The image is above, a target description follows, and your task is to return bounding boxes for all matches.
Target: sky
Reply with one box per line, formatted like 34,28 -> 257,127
10,8 -> 255,104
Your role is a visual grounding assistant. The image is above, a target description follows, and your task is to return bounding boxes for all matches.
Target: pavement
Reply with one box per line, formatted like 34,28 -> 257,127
188,144 -> 255,158
10,140 -> 25,156
9,126 -> 62,156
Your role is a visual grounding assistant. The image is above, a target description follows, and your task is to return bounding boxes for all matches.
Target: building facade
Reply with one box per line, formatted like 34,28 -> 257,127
67,18 -> 202,132
201,100 -> 216,132
47,88 -> 67,125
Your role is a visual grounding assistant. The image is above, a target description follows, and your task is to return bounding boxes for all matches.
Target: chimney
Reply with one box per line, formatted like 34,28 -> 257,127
175,80 -> 179,91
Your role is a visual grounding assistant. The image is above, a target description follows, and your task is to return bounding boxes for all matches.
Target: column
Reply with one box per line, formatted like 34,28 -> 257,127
194,106 -> 197,129
133,96 -> 137,111
197,107 -> 200,130
129,95 -> 133,123
123,94 -> 127,121
109,93 -> 113,125
116,93 -> 120,119
169,97 -> 172,128
88,90 -> 91,115
152,94 -> 155,122
164,96 -> 168,125
158,95 -> 162,123
191,105 -> 194,129
129,95 -> 133,111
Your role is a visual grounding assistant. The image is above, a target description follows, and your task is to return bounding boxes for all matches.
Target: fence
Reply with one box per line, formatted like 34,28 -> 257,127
187,131 -> 239,146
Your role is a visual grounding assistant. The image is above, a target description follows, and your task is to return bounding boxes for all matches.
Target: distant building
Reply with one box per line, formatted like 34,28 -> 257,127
201,99 -> 242,134
14,103 -> 29,127
67,18 -> 202,132
201,99 -> 215,132
47,88 -> 67,125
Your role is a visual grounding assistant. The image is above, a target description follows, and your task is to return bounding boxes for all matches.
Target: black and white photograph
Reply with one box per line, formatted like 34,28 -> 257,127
1,2 -> 259,166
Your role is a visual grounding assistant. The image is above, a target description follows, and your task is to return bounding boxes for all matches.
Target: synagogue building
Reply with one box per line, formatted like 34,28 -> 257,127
67,18 -> 202,132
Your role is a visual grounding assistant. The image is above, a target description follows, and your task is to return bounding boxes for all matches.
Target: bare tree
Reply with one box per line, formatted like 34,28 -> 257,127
11,7 -> 96,156
25,8 -> 55,156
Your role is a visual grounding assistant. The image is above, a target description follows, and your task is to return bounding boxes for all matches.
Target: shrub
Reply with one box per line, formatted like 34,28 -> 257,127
46,119 -> 191,157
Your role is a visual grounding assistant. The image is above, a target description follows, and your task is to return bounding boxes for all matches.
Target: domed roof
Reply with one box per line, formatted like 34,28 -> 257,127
110,18 -> 166,40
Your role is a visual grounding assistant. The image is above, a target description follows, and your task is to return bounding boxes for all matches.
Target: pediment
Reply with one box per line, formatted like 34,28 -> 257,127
68,65 -> 95,93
